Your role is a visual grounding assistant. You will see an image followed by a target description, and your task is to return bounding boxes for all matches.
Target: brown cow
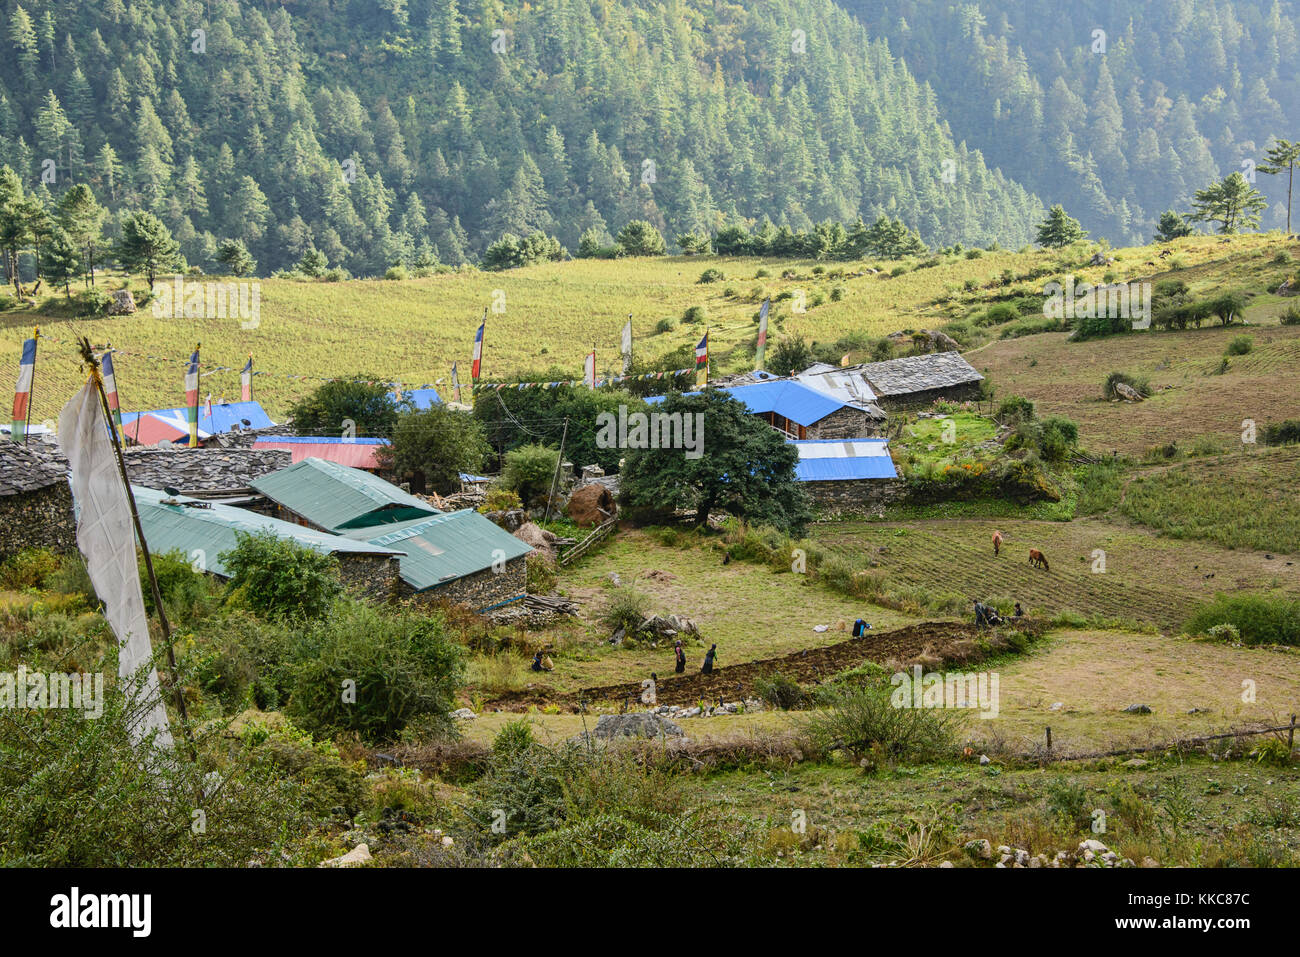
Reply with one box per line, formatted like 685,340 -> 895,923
1028,549 -> 1050,571
992,531 -> 1003,557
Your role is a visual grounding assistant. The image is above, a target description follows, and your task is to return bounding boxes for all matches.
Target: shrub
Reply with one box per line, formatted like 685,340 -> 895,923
1205,623 -> 1241,642
754,673 -> 808,710
141,548 -> 218,623
1104,371 -> 1151,399
384,264 -> 409,280
598,586 -> 650,636
800,685 -> 962,762
697,268 -> 725,284
0,547 -> 61,590
1279,304 -> 1300,326
525,552 -> 556,594
482,487 -> 523,512
219,531 -> 342,622
767,336 -> 814,376
981,303 -> 1019,326
492,718 -> 536,760
654,317 -> 676,334
1185,596 -> 1300,647
501,443 -> 560,505
1262,420 -> 1300,446
996,395 -> 1036,425
285,602 -> 464,742
682,304 -> 707,325
75,287 -> 112,315
1226,334 -> 1253,356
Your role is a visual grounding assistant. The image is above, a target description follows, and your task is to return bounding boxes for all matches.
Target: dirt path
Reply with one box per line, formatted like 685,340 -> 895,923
486,620 -> 1040,710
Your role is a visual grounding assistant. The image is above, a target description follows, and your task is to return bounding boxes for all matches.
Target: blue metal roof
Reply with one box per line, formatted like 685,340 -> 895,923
121,400 -> 275,434
400,388 -> 443,409
253,436 -> 390,446
644,380 -> 846,426
793,439 -> 898,481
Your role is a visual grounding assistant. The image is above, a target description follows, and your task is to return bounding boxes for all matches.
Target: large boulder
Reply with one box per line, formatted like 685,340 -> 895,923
590,713 -> 684,740
566,482 -> 616,526
1114,382 -> 1144,402
485,508 -> 529,532
107,289 -> 137,315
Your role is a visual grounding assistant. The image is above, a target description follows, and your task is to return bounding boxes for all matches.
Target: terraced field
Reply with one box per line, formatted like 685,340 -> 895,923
813,516 -> 1300,631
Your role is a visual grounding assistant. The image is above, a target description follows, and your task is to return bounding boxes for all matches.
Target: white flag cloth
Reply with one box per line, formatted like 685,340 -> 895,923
621,319 -> 633,374
59,381 -> 174,752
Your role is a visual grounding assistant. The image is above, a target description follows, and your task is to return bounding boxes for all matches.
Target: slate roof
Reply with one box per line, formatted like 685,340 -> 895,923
339,509 -> 532,591
0,442 -> 68,496
857,352 -> 983,397
0,441 -> 290,496
251,457 -> 438,531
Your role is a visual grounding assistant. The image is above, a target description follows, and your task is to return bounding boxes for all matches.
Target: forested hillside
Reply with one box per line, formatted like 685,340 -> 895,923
848,0 -> 1300,244
0,0 -> 1045,277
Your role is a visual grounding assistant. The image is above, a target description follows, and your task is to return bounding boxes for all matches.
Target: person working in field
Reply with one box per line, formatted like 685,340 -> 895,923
674,640 -> 686,674
531,650 -> 554,672
701,644 -> 718,674
972,600 -> 1004,629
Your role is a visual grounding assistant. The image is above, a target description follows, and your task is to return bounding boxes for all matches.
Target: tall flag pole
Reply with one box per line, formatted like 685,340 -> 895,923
621,314 -> 633,374
755,298 -> 771,371
101,345 -> 123,436
471,308 -> 486,382
11,326 -> 38,443
451,362 -> 462,403
584,344 -> 597,389
695,329 -> 709,387
240,354 -> 253,402
184,343 -> 201,448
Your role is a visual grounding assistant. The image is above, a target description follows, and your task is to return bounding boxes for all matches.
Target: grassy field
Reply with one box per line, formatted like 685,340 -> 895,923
812,516 -> 1300,630
0,232 -> 1289,426
1117,446 -> 1300,554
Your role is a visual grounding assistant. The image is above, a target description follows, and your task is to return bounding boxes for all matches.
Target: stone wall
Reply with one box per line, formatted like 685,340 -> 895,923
877,382 -> 982,411
802,478 -> 908,518
337,554 -> 403,602
0,485 -> 78,561
402,556 -> 528,612
806,405 -> 885,440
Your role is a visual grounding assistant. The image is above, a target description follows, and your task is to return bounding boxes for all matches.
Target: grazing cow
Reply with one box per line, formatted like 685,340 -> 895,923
1028,549 -> 1050,571
992,531 -> 1003,557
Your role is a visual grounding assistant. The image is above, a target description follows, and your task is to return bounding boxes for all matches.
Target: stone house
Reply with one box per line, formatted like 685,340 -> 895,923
0,443 -> 76,561
855,352 -> 985,409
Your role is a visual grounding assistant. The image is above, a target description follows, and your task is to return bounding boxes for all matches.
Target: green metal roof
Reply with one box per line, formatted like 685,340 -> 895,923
133,486 -> 404,577
249,457 -> 439,532
341,509 -> 533,592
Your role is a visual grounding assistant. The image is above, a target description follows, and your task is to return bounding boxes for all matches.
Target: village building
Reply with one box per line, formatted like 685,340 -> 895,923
0,443 -> 76,560
251,456 -> 532,611
120,400 -> 275,446
133,486 -> 405,597
792,438 -> 903,515
647,377 -> 886,440
848,352 -> 985,409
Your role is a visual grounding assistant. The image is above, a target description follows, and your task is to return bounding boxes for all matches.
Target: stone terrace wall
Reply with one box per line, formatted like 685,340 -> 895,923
0,484 -> 78,561
803,478 -> 907,518
404,556 -> 528,612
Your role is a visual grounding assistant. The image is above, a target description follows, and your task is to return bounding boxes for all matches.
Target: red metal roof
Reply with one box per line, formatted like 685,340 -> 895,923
253,439 -> 383,470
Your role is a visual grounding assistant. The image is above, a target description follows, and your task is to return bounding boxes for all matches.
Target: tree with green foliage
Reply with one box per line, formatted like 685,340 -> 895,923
116,210 -> 181,289
379,405 -> 489,494
1034,205 -> 1088,248
297,248 -> 328,277
1154,209 -> 1194,243
0,166 -> 29,294
620,390 -> 813,533
43,226 -> 82,297
215,238 -> 256,277
1190,172 -> 1267,235
55,183 -> 106,286
766,336 -> 815,377
481,230 -> 564,270
616,220 -> 666,256
1259,138 -> 1300,235
287,375 -> 403,437
502,443 -> 561,506
219,530 -> 342,622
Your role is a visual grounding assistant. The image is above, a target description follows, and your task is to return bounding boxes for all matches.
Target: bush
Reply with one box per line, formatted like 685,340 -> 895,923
501,443 -> 560,505
682,304 -> 707,325
1205,623 -> 1241,642
384,264 -> 409,280
482,488 -> 522,512
0,547 -> 61,590
996,395 -> 1036,425
1226,334 -> 1253,355
220,531 -> 342,622
75,287 -> 112,315
1104,371 -> 1151,399
142,548 -> 218,623
697,268 -> 725,284
654,317 -> 676,334
1185,595 -> 1300,647
754,673 -> 808,710
1279,305 -> 1300,326
598,586 -> 651,636
285,602 -> 464,742
1262,420 -> 1300,446
525,552 -> 556,594
980,303 -> 1020,326
767,337 -> 814,376
800,685 -> 962,762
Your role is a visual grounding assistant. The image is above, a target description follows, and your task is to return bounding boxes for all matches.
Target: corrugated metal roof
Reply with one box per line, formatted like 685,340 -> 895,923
253,436 -> 388,469
645,379 -> 850,426
132,486 -> 403,577
126,413 -> 208,445
793,439 -> 898,481
341,509 -> 533,591
121,400 -> 275,435
858,352 -> 983,397
401,388 -> 443,410
793,366 -> 883,412
250,457 -> 439,531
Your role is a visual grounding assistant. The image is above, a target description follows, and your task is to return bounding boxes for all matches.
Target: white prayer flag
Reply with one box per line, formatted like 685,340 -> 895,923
59,381 -> 174,753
